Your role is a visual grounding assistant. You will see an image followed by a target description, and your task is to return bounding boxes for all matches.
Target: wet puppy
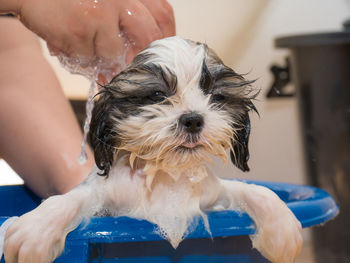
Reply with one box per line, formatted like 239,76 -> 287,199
4,37 -> 302,263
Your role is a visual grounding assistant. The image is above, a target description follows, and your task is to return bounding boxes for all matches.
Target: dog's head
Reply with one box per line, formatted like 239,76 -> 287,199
89,37 -> 257,176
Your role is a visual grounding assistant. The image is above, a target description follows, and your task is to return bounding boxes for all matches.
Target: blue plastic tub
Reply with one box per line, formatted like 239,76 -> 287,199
0,181 -> 338,263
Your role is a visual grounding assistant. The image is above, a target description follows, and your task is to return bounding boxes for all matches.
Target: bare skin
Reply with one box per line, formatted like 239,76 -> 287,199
0,18 -> 94,197
0,0 -> 175,197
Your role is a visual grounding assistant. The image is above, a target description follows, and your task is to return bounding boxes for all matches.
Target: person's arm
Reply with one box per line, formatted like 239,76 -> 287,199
0,18 -> 94,197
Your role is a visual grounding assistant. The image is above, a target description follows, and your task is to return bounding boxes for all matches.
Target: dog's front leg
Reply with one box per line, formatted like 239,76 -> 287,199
217,180 -> 303,263
4,172 -> 106,263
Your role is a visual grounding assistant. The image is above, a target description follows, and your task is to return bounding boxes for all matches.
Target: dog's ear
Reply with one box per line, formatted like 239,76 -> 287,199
230,113 -> 251,172
89,94 -> 117,176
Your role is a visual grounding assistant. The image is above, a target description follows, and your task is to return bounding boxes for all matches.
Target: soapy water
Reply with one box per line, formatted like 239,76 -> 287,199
53,40 -> 129,164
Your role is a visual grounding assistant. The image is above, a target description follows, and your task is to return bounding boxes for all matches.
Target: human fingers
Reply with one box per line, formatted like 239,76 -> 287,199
119,0 -> 162,56
138,0 -> 176,37
93,21 -> 125,60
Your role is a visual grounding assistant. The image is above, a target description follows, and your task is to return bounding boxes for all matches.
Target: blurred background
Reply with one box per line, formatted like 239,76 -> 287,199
1,0 -> 349,262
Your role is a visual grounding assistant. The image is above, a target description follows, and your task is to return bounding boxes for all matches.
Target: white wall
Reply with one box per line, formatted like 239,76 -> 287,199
167,0 -> 350,183
3,0 -> 347,186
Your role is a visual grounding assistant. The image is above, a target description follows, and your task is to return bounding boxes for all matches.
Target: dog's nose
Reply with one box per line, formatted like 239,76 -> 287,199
179,112 -> 204,133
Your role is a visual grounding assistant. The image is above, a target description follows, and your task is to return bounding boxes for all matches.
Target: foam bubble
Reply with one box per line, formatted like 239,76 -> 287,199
56,54 -> 127,83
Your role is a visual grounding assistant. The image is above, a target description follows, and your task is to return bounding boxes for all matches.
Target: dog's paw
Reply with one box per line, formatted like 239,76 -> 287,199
248,187 -> 303,263
4,196 -> 68,263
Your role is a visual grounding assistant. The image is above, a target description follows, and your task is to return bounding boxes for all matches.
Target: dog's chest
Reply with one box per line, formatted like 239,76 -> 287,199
105,160 -> 208,247
106,163 -> 204,214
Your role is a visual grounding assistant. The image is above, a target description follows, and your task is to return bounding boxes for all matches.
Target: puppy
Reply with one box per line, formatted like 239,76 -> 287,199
4,37 -> 302,263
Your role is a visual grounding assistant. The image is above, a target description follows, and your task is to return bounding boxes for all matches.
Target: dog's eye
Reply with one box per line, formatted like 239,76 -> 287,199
148,91 -> 167,103
211,94 -> 226,102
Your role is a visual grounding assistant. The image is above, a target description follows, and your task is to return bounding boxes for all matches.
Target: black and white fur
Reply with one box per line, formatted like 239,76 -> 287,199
4,37 -> 302,263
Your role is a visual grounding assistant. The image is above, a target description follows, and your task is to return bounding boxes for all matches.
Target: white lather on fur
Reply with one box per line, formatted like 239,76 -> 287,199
3,37 -> 302,263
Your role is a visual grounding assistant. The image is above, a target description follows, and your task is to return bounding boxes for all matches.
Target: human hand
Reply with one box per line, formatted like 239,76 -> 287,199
9,0 -> 175,80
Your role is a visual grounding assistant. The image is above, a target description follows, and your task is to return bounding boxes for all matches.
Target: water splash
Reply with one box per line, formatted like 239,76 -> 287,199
54,50 -> 128,164
56,54 -> 127,85
78,80 -> 97,164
